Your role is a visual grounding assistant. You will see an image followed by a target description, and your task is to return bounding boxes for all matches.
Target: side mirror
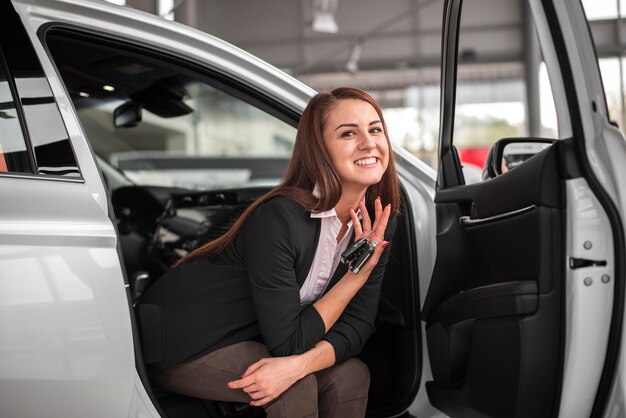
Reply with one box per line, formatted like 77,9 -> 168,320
114,101 -> 142,128
482,137 -> 555,180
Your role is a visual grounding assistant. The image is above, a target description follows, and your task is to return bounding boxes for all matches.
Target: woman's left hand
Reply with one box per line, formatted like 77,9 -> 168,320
227,356 -> 305,406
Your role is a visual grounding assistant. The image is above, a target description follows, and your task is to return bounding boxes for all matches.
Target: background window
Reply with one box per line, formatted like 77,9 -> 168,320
582,0 -> 618,20
582,0 -> 626,134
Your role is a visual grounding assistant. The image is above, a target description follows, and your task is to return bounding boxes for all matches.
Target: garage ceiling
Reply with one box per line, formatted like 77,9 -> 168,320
118,0 -> 521,90
124,0 -> 625,95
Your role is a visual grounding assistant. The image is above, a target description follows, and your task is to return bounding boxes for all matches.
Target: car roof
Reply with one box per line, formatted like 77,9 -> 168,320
14,0 -> 315,114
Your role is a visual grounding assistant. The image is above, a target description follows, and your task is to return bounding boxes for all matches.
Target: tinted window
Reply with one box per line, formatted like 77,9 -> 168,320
0,51 -> 31,174
1,2 -> 80,178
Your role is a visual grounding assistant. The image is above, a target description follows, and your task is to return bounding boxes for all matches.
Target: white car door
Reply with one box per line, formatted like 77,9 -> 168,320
0,2 -> 157,417
422,0 -> 625,417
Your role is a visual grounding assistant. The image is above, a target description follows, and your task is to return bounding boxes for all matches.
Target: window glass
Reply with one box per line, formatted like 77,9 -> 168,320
1,3 -> 80,178
452,0 -> 561,183
0,55 -> 31,174
453,78 -> 528,183
46,32 -> 297,190
14,77 -> 80,176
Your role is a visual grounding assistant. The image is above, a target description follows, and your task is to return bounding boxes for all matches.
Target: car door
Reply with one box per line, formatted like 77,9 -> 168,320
0,3 -> 159,417
422,0 -> 625,417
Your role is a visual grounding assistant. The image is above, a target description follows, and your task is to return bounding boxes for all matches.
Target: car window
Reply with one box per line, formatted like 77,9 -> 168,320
0,52 -> 31,174
14,75 -> 80,176
45,31 -> 297,191
451,0 -> 561,183
0,6 -> 80,178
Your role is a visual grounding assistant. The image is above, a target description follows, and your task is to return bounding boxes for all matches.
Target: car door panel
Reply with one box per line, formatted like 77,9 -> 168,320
0,2 -> 150,417
424,142 -> 566,417
426,0 -> 626,415
425,144 -> 563,311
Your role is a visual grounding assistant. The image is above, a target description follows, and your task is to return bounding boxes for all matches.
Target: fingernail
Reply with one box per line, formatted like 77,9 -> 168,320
382,241 -> 391,248
376,196 -> 381,200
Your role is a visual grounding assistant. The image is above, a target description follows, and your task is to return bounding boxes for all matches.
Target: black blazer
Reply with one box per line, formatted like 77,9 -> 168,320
138,196 -> 396,372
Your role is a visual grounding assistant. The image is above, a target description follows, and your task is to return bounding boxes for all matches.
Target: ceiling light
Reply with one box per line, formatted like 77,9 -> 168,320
103,85 -> 115,92
79,91 -> 90,98
312,0 -> 339,33
345,42 -> 363,74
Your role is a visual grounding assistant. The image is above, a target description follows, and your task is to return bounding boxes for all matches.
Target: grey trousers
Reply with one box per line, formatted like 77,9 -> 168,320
152,341 -> 370,418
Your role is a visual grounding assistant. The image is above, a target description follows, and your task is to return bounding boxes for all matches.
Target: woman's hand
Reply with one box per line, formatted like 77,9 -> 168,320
227,355 -> 305,407
349,197 -> 392,275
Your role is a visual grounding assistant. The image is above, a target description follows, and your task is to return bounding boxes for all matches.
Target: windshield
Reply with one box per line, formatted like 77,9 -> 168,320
47,31 -> 297,190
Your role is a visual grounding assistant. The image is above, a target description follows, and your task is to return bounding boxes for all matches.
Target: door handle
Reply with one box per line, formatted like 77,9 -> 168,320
459,205 -> 536,226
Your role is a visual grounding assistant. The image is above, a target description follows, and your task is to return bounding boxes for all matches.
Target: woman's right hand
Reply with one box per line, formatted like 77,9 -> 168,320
348,197 -> 391,276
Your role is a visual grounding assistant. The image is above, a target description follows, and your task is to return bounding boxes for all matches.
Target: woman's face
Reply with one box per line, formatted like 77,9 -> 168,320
323,99 -> 389,193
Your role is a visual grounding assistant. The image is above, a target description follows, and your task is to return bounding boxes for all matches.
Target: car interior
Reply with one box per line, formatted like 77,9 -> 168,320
44,28 -> 423,418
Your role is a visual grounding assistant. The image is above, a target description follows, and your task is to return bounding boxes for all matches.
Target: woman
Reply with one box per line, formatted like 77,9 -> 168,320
139,87 -> 400,418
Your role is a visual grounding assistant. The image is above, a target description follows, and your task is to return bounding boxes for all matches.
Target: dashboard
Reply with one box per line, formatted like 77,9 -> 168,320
111,185 -> 269,277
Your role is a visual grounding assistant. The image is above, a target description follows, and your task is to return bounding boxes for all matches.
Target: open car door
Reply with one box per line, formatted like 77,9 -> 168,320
422,0 -> 626,417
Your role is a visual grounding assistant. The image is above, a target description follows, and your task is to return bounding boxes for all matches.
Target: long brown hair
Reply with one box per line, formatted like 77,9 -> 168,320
178,87 -> 401,262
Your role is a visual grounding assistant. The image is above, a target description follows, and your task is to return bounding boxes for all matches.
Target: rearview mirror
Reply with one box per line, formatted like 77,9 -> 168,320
482,138 -> 555,180
114,101 -> 142,128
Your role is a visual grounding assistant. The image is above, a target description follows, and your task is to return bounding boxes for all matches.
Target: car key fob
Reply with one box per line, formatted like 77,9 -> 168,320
341,237 -> 376,273
341,237 -> 368,265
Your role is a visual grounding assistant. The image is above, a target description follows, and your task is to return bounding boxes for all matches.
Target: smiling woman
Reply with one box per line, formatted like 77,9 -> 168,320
41,22 -> 421,415
138,87 -> 400,418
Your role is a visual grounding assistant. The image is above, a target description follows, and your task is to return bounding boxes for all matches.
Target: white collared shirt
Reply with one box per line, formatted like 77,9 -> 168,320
299,207 -> 355,306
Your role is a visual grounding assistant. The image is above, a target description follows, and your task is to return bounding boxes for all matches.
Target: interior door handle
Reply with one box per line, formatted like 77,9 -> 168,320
459,205 -> 537,226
